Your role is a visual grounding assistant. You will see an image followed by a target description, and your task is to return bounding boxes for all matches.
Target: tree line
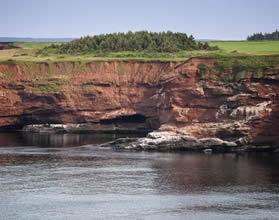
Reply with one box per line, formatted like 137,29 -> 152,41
247,29 -> 279,41
49,31 -> 216,53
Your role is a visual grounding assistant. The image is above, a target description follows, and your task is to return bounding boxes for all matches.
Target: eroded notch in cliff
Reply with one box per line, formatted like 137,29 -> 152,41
100,114 -> 160,131
100,114 -> 146,124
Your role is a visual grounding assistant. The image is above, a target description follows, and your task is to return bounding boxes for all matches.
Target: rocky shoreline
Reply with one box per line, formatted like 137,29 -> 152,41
0,59 -> 278,150
100,131 -> 278,153
19,123 -> 278,152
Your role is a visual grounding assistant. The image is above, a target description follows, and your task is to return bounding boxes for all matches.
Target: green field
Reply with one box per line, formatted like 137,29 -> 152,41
209,41 -> 279,55
13,42 -> 58,49
0,41 -> 279,65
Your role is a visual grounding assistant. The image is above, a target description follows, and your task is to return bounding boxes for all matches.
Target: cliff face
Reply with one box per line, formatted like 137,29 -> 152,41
0,58 -> 278,145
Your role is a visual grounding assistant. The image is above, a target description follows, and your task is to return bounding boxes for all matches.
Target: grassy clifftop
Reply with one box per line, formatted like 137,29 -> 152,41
209,41 -> 279,55
0,41 -> 279,70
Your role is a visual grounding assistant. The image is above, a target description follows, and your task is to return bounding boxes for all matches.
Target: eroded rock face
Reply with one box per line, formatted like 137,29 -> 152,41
0,58 -> 278,148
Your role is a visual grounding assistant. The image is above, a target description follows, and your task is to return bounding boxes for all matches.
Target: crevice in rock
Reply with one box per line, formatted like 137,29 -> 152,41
100,114 -> 147,124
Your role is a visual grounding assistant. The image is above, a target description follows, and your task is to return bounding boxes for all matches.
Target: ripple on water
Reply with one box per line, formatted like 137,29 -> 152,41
0,133 -> 279,219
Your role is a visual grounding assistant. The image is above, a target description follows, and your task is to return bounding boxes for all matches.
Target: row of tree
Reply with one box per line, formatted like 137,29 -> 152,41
50,31 -> 215,53
247,30 -> 279,41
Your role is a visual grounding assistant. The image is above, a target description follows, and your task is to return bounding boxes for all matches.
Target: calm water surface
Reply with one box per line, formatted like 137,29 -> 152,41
0,132 -> 279,220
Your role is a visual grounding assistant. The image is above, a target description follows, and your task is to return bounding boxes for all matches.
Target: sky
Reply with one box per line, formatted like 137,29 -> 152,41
0,0 -> 278,40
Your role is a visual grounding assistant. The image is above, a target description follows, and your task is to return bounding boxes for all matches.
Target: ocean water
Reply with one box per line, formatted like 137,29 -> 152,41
0,132 -> 278,220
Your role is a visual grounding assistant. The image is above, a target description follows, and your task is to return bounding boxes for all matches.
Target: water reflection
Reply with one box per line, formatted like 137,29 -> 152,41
151,153 -> 279,193
0,132 -> 144,147
0,133 -> 279,219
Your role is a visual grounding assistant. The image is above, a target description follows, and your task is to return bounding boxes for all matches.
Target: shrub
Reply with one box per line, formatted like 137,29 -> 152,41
48,31 -> 215,54
198,63 -> 207,75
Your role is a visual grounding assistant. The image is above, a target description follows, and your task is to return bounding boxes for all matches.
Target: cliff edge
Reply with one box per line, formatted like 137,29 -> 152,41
0,58 -> 278,150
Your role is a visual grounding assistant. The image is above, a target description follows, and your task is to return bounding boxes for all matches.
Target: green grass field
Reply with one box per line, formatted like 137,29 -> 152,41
13,42 -> 58,49
209,41 -> 279,55
0,41 -> 279,64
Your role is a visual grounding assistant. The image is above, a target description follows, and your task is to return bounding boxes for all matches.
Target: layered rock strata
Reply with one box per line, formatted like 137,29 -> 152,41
0,58 -> 278,150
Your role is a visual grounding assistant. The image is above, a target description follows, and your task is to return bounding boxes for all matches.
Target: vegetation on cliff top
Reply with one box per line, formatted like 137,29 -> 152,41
0,39 -> 279,71
46,31 -> 215,54
208,41 -> 279,55
247,29 -> 279,41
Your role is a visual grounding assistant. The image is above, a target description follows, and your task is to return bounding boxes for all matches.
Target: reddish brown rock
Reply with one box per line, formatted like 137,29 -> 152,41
0,58 -> 278,146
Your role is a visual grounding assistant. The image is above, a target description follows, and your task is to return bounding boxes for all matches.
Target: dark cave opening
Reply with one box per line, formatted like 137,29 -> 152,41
0,114 -> 161,134
100,114 -> 147,124
100,114 -> 161,131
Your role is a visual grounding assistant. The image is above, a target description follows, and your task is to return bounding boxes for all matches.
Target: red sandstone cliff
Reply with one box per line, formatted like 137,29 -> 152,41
0,58 -> 278,145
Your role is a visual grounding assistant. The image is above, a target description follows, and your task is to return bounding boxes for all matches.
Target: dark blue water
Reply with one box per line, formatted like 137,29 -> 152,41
0,132 -> 279,220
